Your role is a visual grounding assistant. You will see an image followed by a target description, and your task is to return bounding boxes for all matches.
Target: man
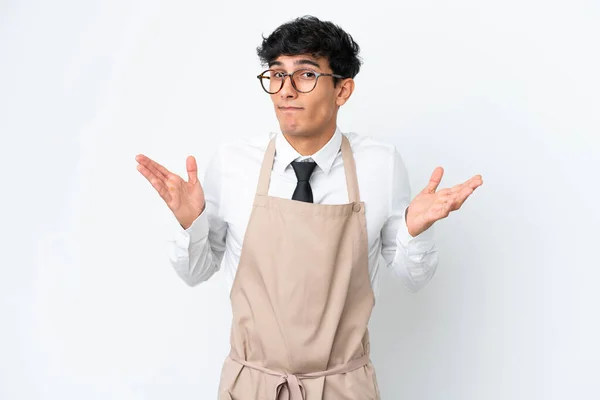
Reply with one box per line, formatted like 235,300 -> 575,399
136,15 -> 482,400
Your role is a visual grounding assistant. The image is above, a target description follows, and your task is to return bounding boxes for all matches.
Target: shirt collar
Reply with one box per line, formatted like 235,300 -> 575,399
273,127 -> 343,175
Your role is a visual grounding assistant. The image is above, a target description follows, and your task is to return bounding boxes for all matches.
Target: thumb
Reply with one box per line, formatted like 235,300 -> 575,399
186,156 -> 198,185
423,166 -> 444,194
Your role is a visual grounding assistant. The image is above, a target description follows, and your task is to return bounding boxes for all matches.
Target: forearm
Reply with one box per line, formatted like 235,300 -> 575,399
382,206 -> 439,292
166,211 -> 224,286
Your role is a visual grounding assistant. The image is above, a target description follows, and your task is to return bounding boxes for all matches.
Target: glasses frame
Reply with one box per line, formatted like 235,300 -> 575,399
257,68 -> 345,94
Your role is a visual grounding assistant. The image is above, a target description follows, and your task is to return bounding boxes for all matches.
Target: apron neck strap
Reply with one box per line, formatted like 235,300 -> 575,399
340,135 -> 360,203
256,134 -> 361,203
256,137 -> 277,196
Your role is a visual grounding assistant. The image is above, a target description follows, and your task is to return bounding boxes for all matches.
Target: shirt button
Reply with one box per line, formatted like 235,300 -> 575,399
353,203 -> 362,212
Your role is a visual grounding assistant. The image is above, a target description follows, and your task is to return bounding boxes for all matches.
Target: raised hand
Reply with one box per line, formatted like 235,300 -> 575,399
406,167 -> 483,237
135,154 -> 205,229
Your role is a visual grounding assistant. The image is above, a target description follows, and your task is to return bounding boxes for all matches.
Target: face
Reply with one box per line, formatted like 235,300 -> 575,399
266,55 -> 354,138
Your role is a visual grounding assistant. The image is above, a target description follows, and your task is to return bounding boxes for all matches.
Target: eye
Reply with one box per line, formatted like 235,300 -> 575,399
273,71 -> 286,79
296,70 -> 317,81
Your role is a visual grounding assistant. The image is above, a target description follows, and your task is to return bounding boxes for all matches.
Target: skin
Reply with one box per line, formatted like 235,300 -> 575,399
135,53 -> 483,235
266,55 -> 353,155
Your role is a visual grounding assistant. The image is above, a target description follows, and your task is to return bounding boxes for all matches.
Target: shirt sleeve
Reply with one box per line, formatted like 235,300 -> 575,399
165,148 -> 227,286
380,148 -> 439,292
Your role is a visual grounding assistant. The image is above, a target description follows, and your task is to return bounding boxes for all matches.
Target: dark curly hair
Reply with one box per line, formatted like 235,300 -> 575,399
256,16 -> 362,85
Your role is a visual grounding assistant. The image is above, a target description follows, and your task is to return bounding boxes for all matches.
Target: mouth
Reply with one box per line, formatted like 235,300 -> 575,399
278,106 -> 303,112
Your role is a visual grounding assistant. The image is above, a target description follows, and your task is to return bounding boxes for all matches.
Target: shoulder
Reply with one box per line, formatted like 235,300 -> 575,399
343,131 -> 401,166
212,131 -> 275,162
343,131 -> 410,190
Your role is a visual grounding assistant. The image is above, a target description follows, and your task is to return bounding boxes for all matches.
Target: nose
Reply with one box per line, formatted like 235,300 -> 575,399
278,74 -> 298,99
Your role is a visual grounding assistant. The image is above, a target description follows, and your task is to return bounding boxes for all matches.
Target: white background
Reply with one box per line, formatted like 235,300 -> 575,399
1,0 -> 599,399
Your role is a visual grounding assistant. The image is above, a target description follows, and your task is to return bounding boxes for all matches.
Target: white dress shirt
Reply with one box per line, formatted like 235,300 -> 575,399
166,127 -> 439,297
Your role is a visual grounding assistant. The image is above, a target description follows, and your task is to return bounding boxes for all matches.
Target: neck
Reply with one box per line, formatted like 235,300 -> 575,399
283,126 -> 337,156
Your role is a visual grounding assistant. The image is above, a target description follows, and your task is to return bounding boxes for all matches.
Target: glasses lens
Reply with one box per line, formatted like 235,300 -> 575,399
292,69 -> 318,93
260,70 -> 282,94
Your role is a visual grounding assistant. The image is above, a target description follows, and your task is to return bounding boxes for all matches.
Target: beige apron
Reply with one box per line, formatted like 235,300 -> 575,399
218,135 -> 381,400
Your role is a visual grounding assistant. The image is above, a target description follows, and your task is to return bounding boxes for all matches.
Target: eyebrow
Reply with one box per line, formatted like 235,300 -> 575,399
268,59 -> 322,69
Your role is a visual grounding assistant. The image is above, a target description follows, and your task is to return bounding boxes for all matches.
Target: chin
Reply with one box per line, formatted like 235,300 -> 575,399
279,121 -> 306,136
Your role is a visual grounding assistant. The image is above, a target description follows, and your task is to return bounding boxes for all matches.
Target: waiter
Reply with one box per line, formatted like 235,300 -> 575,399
136,15 -> 483,400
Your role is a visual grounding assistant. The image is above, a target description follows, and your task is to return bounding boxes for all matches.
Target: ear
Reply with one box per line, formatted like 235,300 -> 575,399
335,78 -> 355,106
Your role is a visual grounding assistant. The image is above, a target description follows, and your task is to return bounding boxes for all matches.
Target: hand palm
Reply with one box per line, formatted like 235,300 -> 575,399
406,167 -> 483,237
136,154 -> 206,229
168,173 -> 204,216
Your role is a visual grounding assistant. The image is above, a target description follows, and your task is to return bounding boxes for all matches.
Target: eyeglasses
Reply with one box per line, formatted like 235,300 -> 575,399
257,68 -> 345,94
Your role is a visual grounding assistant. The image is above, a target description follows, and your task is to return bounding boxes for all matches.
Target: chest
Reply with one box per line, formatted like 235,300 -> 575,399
219,151 -> 390,250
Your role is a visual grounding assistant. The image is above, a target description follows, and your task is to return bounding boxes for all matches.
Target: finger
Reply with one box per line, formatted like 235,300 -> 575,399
186,156 -> 198,185
136,162 -> 163,184
152,179 -> 172,203
432,193 -> 454,217
441,175 -> 482,212
435,187 -> 456,202
450,175 -> 483,194
467,174 -> 483,187
423,166 -> 444,194
434,191 -> 452,203
164,174 -> 182,194
470,175 -> 483,189
450,184 -> 463,194
146,160 -> 169,181
452,186 -> 476,210
431,198 -> 452,219
137,164 -> 172,203
137,163 -> 165,189
135,154 -> 171,180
